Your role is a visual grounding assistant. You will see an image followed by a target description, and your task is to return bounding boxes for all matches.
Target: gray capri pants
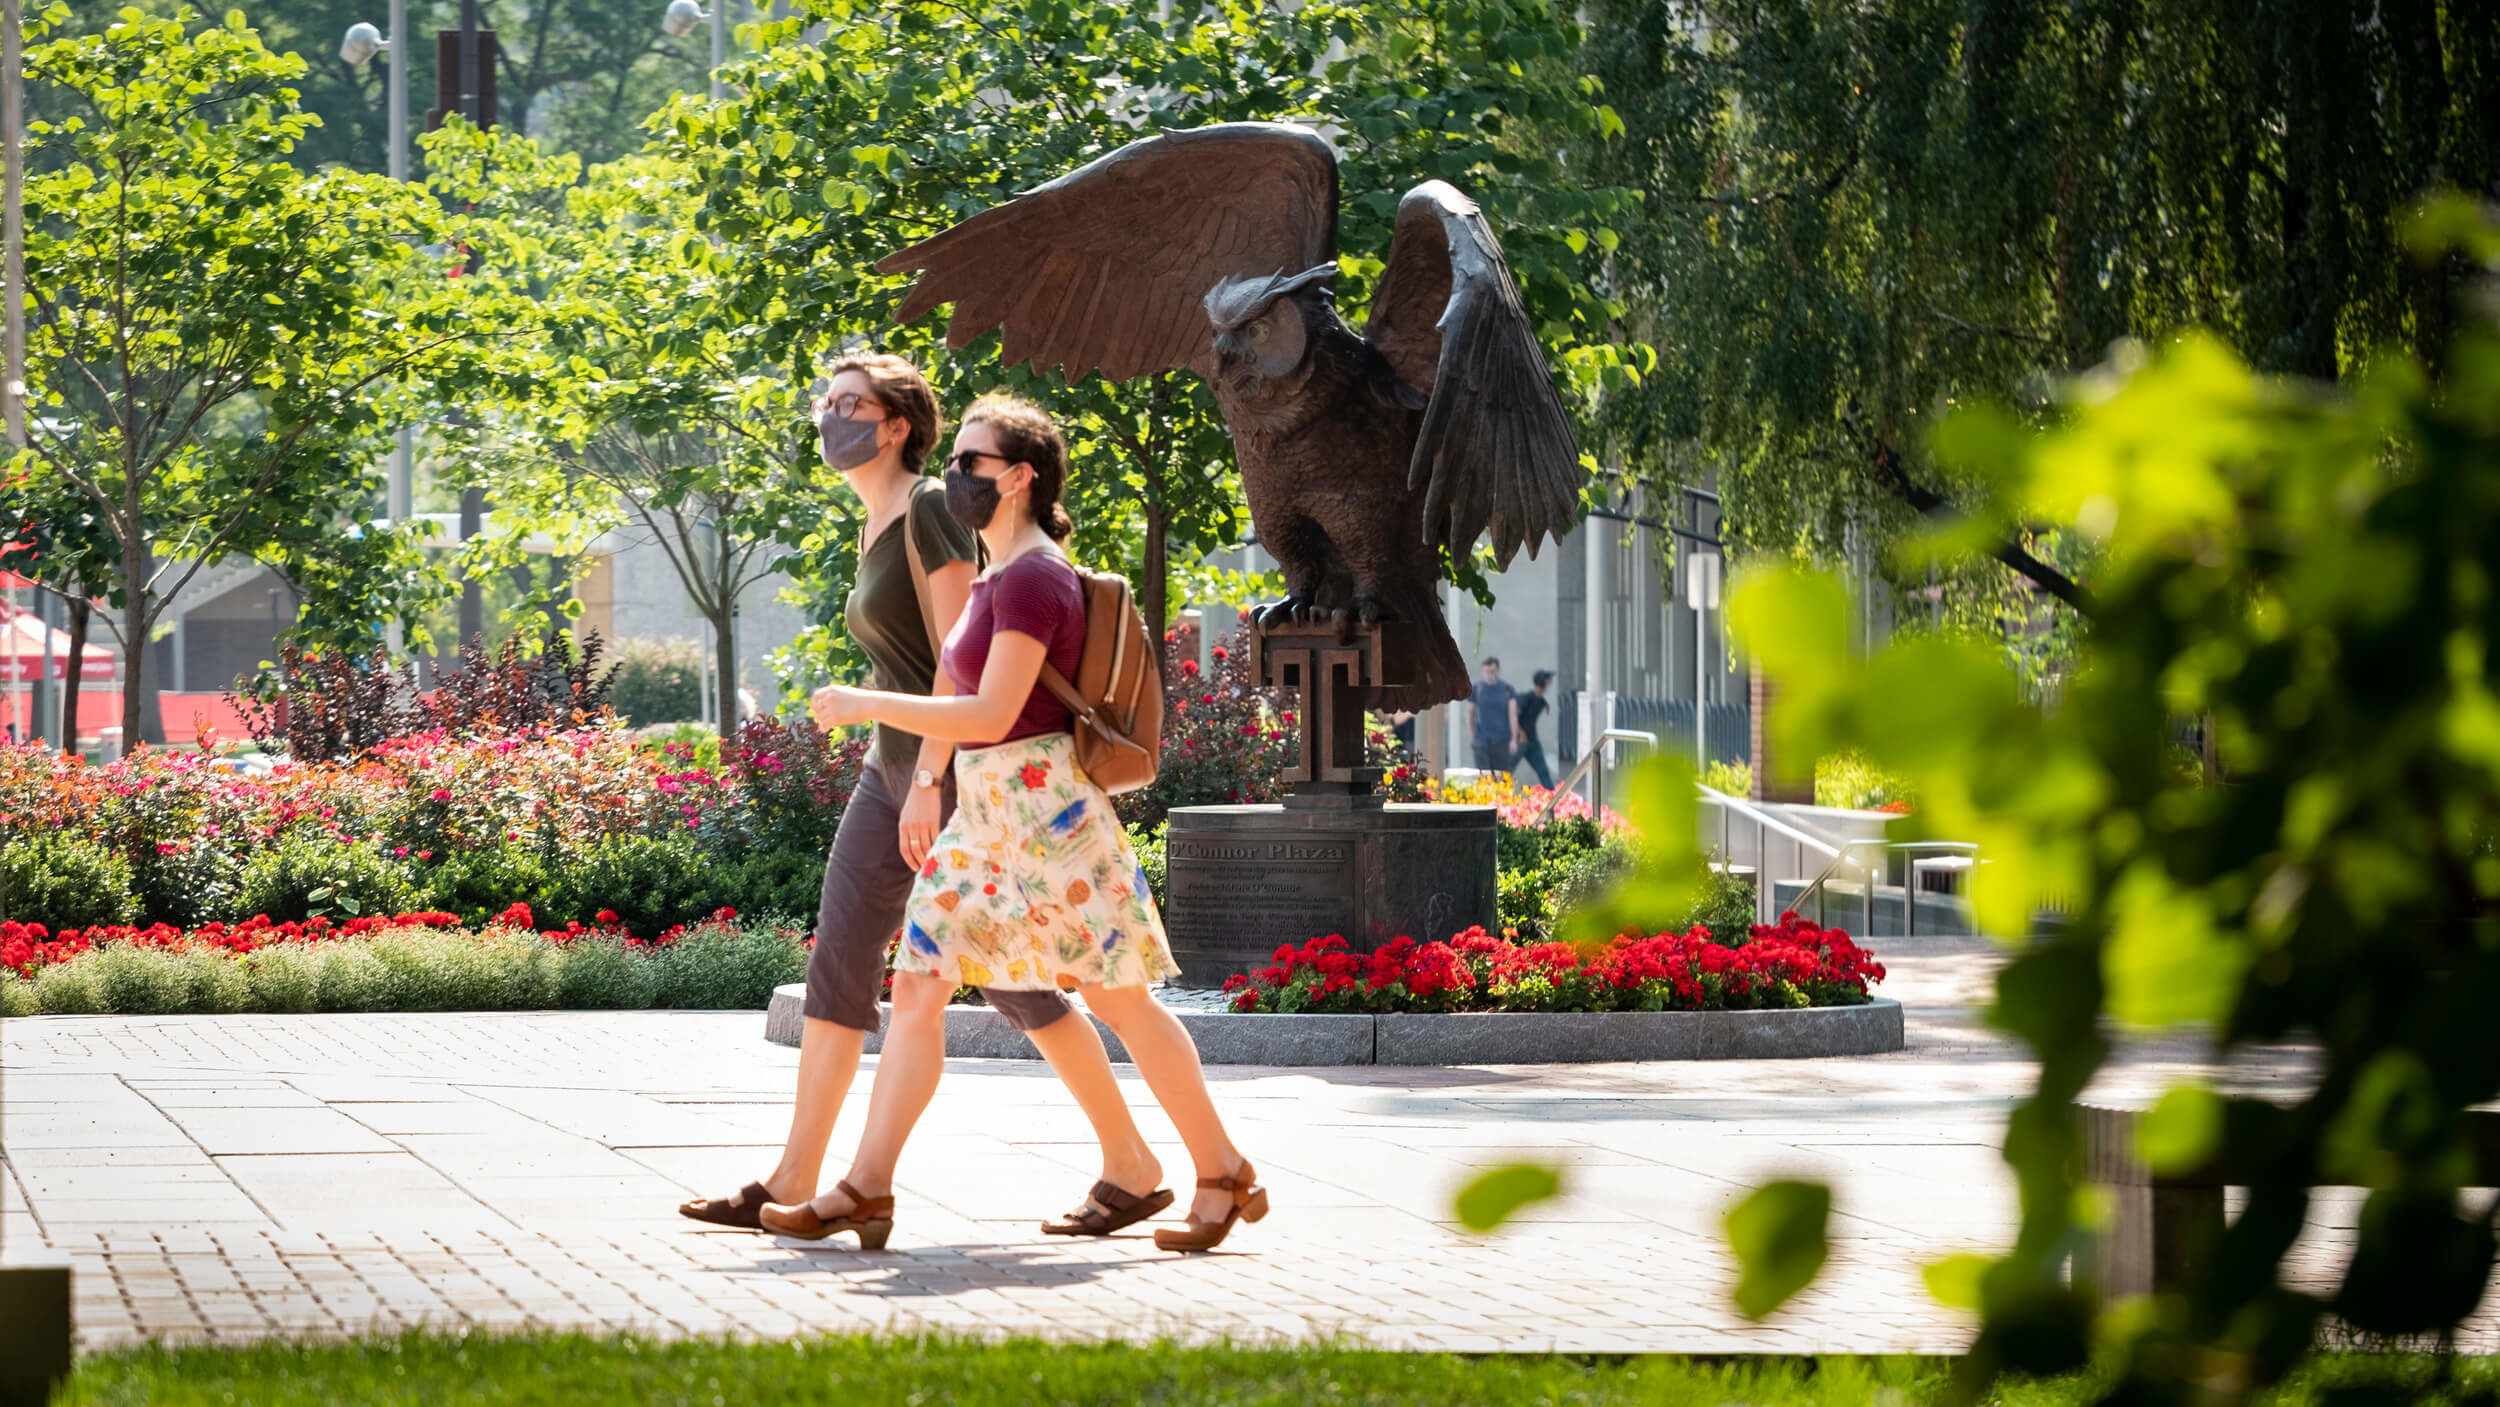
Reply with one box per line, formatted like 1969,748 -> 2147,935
803,752 -> 1073,1032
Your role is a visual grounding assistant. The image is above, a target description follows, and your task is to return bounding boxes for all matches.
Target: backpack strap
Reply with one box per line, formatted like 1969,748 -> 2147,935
1031,562 -> 1139,747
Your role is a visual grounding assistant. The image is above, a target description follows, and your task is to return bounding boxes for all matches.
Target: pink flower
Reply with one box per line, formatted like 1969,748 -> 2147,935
430,788 -> 451,801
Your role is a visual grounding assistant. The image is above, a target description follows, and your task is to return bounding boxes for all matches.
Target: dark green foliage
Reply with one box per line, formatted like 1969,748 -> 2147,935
607,637 -> 705,726
236,832 -> 420,923
1130,823 -> 1168,910
1575,0 -> 2500,671
704,848 -> 826,930
0,830 -> 138,932
560,835 -> 712,935
1495,815 -> 1610,940
420,846 -> 567,930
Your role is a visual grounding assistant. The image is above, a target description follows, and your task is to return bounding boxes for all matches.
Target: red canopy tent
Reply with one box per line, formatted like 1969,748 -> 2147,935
0,606 -> 115,683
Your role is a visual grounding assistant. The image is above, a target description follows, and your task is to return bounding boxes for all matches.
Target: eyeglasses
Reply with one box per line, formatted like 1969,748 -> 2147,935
819,392 -> 886,422
943,449 -> 1010,475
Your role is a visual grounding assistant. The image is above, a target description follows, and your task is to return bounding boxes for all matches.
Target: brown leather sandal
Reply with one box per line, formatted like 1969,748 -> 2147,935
1041,1180 -> 1175,1237
1153,1160 -> 1268,1253
677,1180 -> 776,1230
757,1180 -> 896,1249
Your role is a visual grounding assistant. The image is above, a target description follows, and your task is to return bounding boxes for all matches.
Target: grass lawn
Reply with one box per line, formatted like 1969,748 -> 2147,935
50,1332 -> 2495,1406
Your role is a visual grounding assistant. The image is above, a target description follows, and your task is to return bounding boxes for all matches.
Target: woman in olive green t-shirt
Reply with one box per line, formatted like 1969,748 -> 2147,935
678,355 -> 1175,1246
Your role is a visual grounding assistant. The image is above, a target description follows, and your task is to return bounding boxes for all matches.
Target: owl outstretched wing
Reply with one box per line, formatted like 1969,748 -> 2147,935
875,123 -> 1339,383
1362,182 -> 1582,570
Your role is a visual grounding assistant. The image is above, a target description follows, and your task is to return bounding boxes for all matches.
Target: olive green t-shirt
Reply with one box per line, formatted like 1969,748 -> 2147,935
846,478 -> 982,770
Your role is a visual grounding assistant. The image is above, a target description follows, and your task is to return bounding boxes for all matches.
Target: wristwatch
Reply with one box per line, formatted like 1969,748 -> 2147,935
913,768 -> 939,791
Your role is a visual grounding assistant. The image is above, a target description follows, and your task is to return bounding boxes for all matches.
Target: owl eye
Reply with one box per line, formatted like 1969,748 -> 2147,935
1248,317 -> 1271,341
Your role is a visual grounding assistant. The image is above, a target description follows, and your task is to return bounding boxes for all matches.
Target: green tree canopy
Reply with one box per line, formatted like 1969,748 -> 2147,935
1577,0 -> 2500,628
666,0 -> 1642,662
16,7 -> 486,741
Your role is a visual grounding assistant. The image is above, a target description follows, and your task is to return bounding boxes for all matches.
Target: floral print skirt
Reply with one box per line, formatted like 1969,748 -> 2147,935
896,731 -> 1179,992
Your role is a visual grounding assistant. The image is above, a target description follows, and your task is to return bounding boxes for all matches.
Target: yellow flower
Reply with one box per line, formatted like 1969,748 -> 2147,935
958,956 -> 994,986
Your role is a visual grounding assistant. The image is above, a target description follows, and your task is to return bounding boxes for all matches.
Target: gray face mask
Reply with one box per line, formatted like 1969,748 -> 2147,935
818,408 -> 883,472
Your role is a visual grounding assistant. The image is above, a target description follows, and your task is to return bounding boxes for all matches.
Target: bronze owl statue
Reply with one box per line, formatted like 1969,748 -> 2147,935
876,122 -> 1584,707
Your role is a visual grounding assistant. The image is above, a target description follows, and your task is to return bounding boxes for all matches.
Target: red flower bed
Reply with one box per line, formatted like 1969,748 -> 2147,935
0,903 -> 762,980
1221,913 -> 1886,1015
2,910 -> 465,978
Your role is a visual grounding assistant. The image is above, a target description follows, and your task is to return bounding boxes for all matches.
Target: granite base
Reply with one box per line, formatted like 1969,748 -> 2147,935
763,986 -> 1903,1065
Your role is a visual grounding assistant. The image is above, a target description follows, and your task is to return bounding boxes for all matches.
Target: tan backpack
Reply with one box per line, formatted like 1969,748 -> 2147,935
900,481 -> 1162,794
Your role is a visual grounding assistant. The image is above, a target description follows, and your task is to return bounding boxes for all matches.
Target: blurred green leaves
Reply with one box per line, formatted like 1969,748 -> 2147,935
1453,1164 -> 1565,1233
1724,1181 -> 1830,1321
1720,207 -> 2500,1398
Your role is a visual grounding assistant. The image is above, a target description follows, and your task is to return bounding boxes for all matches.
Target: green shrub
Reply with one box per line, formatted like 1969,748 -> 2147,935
609,637 -> 705,727
420,845 -> 566,929
2,977 -> 36,1017
1702,758 -> 1754,797
1,831 -> 139,932
553,937 -> 663,1009
315,942 -> 391,1011
562,835 -> 711,934
1689,862 -> 1760,938
236,832 -> 419,923
1129,823 -> 1167,909
85,944 -> 194,1015
30,958 -> 103,1014
1813,750 -> 1914,812
245,945 -> 323,1014
705,848 -> 825,926
649,923 -> 807,1008
129,839 -> 246,930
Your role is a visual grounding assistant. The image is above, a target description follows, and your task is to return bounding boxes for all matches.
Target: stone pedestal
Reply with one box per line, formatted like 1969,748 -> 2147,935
1163,802 -> 1496,986
1162,615 -> 1498,986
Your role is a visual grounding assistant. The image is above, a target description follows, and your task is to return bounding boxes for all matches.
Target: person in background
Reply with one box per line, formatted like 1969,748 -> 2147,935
1514,670 -> 1556,788
1468,656 -> 1518,777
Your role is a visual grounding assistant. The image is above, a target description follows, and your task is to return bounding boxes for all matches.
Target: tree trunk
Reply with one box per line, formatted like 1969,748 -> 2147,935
712,609 -> 737,741
1141,501 -> 1169,650
458,483 -> 487,648
712,552 -> 738,741
58,594 -> 87,758
119,536 -> 149,751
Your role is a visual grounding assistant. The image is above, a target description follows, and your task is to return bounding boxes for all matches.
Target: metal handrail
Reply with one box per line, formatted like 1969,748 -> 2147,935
1536,728 -> 1659,824
1694,784 -> 1845,860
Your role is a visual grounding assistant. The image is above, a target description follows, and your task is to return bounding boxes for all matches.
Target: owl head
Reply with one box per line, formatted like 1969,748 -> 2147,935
1204,264 -> 1336,383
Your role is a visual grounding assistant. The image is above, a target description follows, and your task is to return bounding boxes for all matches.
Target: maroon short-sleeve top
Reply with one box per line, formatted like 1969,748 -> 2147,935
940,551 -> 1084,747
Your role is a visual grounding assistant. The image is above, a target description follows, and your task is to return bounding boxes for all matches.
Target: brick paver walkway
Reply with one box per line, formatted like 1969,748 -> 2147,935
2,937 -> 2459,1354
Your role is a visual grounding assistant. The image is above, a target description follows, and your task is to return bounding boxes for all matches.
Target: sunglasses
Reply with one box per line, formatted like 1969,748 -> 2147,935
943,449 -> 1012,476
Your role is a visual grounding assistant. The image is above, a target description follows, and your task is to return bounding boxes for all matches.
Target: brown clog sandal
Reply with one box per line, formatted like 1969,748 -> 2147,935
677,1180 -> 776,1230
758,1180 -> 896,1249
1041,1180 -> 1175,1237
1154,1160 -> 1268,1253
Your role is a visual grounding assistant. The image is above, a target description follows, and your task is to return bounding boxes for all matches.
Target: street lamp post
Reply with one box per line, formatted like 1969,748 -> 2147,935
662,0 -> 728,103
344,4 -> 417,663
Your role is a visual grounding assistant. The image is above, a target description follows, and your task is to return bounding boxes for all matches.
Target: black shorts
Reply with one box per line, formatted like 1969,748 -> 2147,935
801,755 -> 1071,1032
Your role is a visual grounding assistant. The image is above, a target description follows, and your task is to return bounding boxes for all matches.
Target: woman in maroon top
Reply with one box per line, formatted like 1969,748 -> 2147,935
809,394 -> 1268,1253
681,355 -> 1169,1250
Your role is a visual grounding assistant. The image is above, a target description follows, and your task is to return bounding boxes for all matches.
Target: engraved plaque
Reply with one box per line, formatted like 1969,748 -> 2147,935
1163,833 -> 1357,962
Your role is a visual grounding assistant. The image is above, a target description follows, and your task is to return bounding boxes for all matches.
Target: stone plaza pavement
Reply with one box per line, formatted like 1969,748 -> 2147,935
1,935 -> 2466,1356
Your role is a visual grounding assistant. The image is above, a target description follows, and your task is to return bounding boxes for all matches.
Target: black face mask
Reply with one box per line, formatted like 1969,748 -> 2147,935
944,465 -> 1002,531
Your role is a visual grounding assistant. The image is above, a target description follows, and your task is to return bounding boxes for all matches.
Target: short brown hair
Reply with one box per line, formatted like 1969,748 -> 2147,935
820,352 -> 941,473
961,393 -> 1073,540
